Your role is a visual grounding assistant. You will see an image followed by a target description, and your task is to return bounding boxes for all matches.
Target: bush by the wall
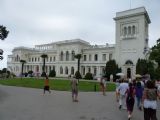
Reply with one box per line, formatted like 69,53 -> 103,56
75,71 -> 82,79
84,72 -> 93,80
49,69 -> 56,77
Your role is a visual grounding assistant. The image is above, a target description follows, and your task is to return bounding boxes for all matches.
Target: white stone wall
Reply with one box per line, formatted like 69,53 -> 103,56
7,7 -> 151,79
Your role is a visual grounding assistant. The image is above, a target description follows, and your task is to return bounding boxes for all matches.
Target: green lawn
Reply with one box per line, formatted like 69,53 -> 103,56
0,78 -> 116,92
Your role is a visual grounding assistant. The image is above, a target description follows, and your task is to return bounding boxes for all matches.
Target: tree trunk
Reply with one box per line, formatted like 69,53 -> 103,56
78,59 -> 80,72
42,58 -> 46,73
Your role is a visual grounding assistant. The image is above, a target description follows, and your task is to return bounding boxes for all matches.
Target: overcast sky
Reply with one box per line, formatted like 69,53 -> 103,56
0,0 -> 160,69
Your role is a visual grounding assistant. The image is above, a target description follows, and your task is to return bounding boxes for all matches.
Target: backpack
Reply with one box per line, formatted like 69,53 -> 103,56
146,88 -> 157,100
127,87 -> 134,101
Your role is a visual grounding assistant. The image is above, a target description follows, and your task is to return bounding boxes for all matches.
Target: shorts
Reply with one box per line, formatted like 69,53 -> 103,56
44,86 -> 50,90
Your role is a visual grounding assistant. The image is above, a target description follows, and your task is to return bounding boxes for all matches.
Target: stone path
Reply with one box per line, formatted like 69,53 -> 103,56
0,85 -> 160,120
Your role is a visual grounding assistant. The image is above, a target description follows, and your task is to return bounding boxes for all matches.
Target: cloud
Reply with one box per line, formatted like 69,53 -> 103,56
0,0 -> 160,69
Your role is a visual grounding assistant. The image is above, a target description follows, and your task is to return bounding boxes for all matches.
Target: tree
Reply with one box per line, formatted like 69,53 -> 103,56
136,59 -> 155,79
0,49 -> 3,60
84,72 -> 93,80
0,25 -> 9,40
28,70 -> 33,77
136,59 -> 148,75
0,26 -> 9,61
20,60 -> 26,76
49,69 -> 56,77
149,40 -> 160,67
41,54 -> 48,77
74,54 -> 81,72
75,71 -> 82,79
105,60 -> 121,81
1,68 -> 10,78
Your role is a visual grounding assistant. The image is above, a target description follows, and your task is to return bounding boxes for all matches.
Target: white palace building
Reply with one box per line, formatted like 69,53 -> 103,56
7,7 -> 150,79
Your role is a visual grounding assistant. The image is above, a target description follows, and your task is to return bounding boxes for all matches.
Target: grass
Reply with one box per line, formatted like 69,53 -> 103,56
0,78 -> 116,92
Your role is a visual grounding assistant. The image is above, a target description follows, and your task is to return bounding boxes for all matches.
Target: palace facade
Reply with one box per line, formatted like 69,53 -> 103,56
7,7 -> 150,79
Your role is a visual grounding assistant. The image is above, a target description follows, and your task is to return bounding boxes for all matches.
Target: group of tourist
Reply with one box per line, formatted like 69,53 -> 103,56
116,77 -> 160,120
42,73 -> 160,120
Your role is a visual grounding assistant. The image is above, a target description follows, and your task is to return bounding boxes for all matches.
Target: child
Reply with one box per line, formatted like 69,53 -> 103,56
43,76 -> 51,94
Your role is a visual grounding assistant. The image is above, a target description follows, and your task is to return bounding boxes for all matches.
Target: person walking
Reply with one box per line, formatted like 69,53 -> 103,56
142,80 -> 160,120
135,81 -> 143,110
43,75 -> 51,94
70,75 -> 79,102
118,80 -> 129,110
126,83 -> 135,120
102,77 -> 107,96
115,79 -> 121,102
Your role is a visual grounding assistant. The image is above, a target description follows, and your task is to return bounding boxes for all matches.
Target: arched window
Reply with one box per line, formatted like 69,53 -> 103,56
132,25 -> 135,35
53,66 -> 55,71
125,60 -> 133,65
16,55 -> 20,62
71,51 -> 75,61
94,67 -> 97,76
60,51 -> 63,61
127,68 -> 131,78
83,67 -> 85,75
71,67 -> 74,75
88,67 -> 91,73
66,51 -> 69,61
94,54 -> 98,61
60,66 -> 63,74
128,26 -> 131,35
124,27 -> 127,35
65,67 -> 68,74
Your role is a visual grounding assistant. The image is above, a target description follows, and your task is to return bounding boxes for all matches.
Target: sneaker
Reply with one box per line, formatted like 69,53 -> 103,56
128,115 -> 131,120
139,106 -> 142,111
119,105 -> 122,109
75,100 -> 79,102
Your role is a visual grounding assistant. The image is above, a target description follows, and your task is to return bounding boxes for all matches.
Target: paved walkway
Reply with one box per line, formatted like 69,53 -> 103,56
0,85 -> 160,120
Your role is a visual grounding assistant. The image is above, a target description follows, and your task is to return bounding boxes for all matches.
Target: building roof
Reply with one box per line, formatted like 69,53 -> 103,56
114,7 -> 151,24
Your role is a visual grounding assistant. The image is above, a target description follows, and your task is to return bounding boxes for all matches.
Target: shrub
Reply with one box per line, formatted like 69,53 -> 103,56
28,70 -> 33,77
49,69 -> 56,77
41,72 -> 46,77
75,71 -> 82,79
84,72 -> 93,80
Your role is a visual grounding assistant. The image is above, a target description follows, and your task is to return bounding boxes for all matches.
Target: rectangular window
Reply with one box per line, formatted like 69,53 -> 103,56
102,54 -> 106,61
89,54 -> 92,61
109,53 -> 112,60
50,57 -> 52,62
84,55 -> 86,61
94,54 -> 98,61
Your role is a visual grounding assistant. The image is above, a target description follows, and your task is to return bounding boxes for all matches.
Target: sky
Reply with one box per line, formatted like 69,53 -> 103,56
0,0 -> 160,69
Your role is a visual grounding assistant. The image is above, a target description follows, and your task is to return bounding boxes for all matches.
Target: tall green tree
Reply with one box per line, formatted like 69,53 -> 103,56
0,25 -> 9,40
105,60 -> 121,81
136,59 -> 155,79
20,60 -> 26,76
136,59 -> 148,75
0,49 -> 3,60
149,39 -> 160,67
0,25 -> 9,61
41,54 -> 48,76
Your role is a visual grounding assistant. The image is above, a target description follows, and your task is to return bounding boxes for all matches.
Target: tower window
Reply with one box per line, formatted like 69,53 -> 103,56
124,27 -> 127,35
128,26 -> 131,35
132,25 -> 135,35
